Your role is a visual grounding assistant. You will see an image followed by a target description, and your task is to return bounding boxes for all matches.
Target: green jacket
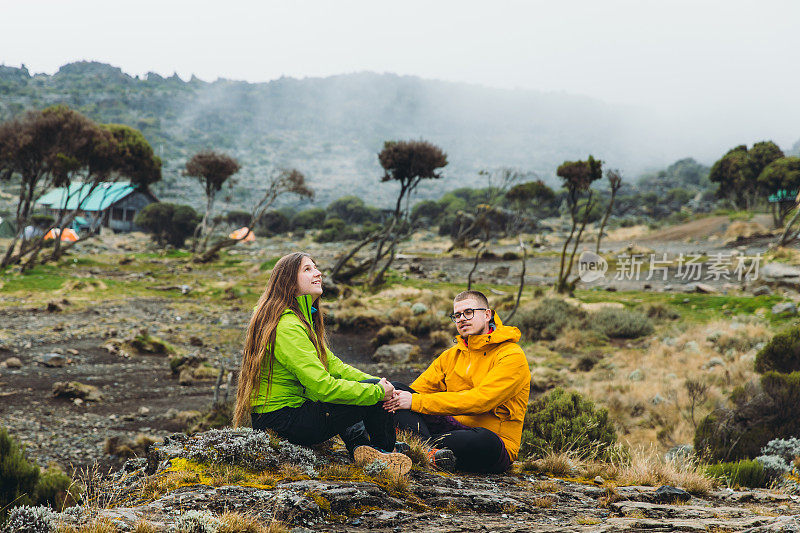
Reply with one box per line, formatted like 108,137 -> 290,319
251,294 -> 383,413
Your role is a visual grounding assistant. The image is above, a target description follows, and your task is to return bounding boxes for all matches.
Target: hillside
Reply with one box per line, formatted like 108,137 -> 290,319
1,61 -> 672,211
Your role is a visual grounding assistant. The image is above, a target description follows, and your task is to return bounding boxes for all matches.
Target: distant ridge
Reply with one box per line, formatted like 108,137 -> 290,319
0,61 -> 675,209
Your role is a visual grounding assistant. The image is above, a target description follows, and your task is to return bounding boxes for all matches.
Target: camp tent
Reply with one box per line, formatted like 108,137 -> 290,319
0,217 -> 15,238
44,228 -> 79,242
229,227 -> 255,242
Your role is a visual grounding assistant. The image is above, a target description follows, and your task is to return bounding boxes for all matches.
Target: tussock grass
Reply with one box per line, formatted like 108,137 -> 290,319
522,447 -> 715,495
396,429 -> 432,469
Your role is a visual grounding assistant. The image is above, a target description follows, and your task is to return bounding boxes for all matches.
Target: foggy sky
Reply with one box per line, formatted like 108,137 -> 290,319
2,0 -> 799,153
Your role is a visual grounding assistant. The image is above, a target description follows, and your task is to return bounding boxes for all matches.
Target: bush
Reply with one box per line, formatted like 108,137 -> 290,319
224,210 -> 250,227
372,325 -> 416,347
255,210 -> 290,237
755,326 -> 800,374
643,303 -> 680,320
0,427 -> 39,516
30,215 -> 55,228
291,207 -> 327,230
516,299 -> 586,341
591,308 -> 653,339
327,196 -> 381,225
705,460 -> 768,488
34,466 -> 78,511
520,388 -> 617,460
695,372 -> 800,462
134,202 -> 200,247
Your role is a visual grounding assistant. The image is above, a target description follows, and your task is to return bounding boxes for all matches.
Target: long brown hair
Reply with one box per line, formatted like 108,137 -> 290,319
232,252 -> 329,427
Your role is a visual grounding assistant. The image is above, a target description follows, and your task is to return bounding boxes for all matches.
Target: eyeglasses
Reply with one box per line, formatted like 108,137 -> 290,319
449,308 -> 488,322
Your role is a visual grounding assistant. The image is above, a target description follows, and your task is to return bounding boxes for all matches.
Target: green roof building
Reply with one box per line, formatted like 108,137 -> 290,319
36,181 -> 158,232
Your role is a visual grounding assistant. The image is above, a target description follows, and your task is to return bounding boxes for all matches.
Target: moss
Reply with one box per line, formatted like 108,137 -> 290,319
305,491 -> 331,513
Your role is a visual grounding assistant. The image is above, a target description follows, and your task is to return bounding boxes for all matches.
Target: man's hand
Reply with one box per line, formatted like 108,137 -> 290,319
383,390 -> 412,412
379,378 -> 395,401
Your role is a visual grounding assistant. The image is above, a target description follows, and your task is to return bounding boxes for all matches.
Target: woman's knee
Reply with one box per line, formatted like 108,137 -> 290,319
391,381 -> 415,393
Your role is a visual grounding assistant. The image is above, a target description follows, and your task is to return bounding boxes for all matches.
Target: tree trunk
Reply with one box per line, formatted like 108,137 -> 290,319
505,238 -> 527,323
467,243 -> 485,291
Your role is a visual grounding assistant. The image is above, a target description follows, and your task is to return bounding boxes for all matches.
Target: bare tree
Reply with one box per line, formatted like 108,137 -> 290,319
595,169 -> 623,254
184,150 -> 240,253
195,168 -> 313,263
330,140 -> 447,286
555,156 -> 603,294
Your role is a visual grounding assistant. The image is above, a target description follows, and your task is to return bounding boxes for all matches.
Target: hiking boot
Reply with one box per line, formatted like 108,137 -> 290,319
354,445 -> 412,477
394,441 -> 411,456
426,447 -> 456,472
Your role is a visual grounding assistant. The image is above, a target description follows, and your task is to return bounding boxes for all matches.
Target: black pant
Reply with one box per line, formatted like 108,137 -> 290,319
251,379 -> 395,455
392,382 -> 512,474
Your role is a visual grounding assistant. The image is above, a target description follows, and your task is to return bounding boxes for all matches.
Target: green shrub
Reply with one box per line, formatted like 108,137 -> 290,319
591,308 -> 654,339
0,427 -> 39,517
516,299 -> 585,341
695,372 -> 800,462
705,460 -> 768,488
134,202 -> 200,247
755,326 -> 800,374
520,387 -> 617,460
34,466 -> 79,511
291,207 -> 327,230
643,302 -> 680,320
372,325 -> 416,347
30,214 -> 55,228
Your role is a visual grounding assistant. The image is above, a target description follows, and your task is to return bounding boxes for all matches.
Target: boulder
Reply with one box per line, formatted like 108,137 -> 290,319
652,485 -> 692,504
371,343 -> 418,364
36,353 -> 67,367
752,285 -> 772,296
52,381 -> 103,402
2,357 -> 22,368
771,302 -> 797,316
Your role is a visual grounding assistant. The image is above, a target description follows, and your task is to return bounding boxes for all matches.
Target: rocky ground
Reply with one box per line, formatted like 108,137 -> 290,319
30,429 -> 798,533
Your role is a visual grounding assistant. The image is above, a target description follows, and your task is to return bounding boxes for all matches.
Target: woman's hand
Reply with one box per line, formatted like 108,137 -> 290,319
384,390 -> 412,412
379,377 -> 395,401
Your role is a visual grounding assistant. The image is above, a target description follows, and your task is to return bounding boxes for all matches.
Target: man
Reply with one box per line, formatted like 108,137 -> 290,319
384,290 -> 531,473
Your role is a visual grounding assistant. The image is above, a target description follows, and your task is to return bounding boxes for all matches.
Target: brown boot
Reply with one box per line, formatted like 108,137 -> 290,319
354,445 -> 412,477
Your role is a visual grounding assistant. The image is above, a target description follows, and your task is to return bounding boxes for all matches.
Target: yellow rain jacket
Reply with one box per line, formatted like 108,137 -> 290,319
410,314 -> 531,461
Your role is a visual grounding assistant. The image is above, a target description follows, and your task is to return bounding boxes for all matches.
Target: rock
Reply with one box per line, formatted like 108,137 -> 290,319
52,381 -> 104,402
36,353 -> 67,367
663,284 -> 673,291
66,348 -> 79,355
180,284 -> 191,295
189,336 -> 204,347
703,357 -> 724,369
372,343 -> 418,364
752,285 -> 772,296
772,302 -> 797,315
652,485 -> 692,504
46,301 -> 64,312
628,368 -> 645,381
762,262 -> 800,280
178,368 -> 194,386
665,444 -> 695,464
594,476 -> 604,485
693,282 -> 717,294
491,266 -> 510,278
3,357 -> 22,368
605,286 -> 618,292
138,406 -> 151,416
683,341 -> 700,353
410,302 -> 428,315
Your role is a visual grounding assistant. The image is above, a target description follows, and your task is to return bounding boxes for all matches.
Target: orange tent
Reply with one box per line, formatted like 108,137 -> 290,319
44,228 -> 79,242
229,227 -> 255,242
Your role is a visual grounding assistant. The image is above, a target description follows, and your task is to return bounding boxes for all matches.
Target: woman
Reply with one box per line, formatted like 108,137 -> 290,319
233,252 -> 410,475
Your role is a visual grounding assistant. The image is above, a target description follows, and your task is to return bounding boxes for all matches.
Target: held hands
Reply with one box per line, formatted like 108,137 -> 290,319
379,377 -> 395,401
383,390 -> 412,412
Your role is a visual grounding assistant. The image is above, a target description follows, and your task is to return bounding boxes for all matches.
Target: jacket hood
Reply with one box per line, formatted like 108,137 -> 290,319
456,313 -> 521,350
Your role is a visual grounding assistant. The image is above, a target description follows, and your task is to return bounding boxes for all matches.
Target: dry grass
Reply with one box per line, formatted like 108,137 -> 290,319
131,520 -> 158,533
522,447 -> 716,495
532,496 -> 555,508
277,463 -> 307,481
319,463 -> 361,480
532,480 -> 562,493
217,511 -> 289,533
56,518 -> 119,533
521,452 -> 576,477
613,447 -> 716,495
396,429 -> 432,469
575,516 -> 602,525
574,319 -> 763,449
